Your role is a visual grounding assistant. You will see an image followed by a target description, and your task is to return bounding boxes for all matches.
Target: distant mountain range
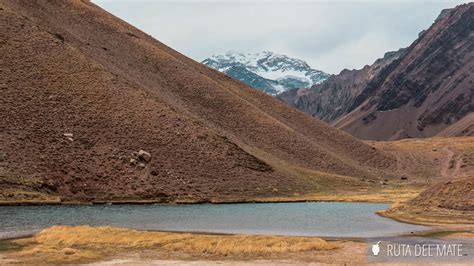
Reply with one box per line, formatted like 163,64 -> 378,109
279,3 -> 474,140
202,51 -> 329,95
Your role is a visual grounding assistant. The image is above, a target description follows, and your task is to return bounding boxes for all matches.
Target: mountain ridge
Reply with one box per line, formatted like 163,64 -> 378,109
278,48 -> 406,123
279,3 -> 474,140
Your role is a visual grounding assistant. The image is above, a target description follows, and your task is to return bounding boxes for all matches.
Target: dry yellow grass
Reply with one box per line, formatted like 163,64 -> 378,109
7,226 -> 336,264
445,232 -> 474,238
252,187 -> 422,204
368,136 -> 474,152
379,206 -> 474,226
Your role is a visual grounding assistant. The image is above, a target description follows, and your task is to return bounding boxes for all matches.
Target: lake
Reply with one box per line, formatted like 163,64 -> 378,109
0,202 -> 429,239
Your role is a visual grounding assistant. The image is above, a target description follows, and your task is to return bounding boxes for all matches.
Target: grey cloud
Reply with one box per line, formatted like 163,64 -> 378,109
94,0 -> 469,73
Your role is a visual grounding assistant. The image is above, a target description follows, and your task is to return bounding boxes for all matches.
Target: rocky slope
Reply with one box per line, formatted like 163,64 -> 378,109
437,112 -> 474,137
202,51 -> 329,95
278,49 -> 405,123
279,4 -> 474,140
0,0 -> 396,203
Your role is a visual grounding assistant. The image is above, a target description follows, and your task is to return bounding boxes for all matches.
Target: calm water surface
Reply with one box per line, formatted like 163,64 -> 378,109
0,202 -> 429,239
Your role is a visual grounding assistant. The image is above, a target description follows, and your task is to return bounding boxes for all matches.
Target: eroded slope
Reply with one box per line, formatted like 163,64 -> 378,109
0,0 -> 396,203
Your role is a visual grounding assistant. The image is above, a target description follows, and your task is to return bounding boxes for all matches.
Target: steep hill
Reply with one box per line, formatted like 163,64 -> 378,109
203,51 -> 329,95
0,0 -> 395,203
279,4 -> 474,140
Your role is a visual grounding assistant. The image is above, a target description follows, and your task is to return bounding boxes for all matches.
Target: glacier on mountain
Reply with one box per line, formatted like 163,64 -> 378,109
202,51 -> 329,95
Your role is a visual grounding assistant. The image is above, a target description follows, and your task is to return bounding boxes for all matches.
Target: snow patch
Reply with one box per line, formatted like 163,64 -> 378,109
203,51 -> 329,94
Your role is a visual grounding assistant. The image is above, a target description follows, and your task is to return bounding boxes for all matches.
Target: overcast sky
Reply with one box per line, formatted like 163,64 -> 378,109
94,0 -> 468,74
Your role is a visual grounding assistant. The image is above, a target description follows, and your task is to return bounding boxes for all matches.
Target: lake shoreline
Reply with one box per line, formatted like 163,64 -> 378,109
1,225 -> 473,265
2,194 -> 465,230
3,226 -> 471,242
0,198 -> 392,206
0,187 -> 422,206
0,202 -> 430,240
3,196 -> 471,230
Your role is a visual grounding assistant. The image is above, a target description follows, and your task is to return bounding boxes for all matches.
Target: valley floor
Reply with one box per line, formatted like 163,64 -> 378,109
1,137 -> 473,265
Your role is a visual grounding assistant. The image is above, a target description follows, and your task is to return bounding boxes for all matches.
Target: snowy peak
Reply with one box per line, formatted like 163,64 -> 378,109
202,51 -> 329,95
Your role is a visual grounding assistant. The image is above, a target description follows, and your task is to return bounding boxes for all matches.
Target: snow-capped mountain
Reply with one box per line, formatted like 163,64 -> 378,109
202,51 -> 329,95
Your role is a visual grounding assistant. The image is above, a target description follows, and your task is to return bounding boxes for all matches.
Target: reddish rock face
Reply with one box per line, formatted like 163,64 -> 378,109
279,3 -> 474,140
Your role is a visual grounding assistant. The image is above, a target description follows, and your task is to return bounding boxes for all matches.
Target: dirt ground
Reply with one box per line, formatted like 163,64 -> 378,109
85,240 -> 366,266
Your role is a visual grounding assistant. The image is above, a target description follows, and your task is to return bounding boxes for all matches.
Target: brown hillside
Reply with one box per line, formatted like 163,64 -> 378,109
411,178 -> 474,211
0,0 -> 396,203
381,177 -> 474,224
375,137 -> 474,224
437,112 -> 474,137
